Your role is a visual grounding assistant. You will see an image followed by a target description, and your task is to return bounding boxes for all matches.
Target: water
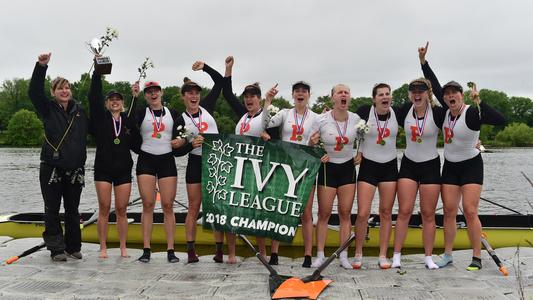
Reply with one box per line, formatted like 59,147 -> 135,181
0,148 -> 532,215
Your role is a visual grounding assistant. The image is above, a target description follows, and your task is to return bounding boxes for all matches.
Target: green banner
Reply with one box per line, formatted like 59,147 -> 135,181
201,133 -> 323,242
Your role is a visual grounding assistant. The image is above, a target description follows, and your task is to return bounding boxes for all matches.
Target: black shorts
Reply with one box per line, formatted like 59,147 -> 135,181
357,157 -> 398,186
136,151 -> 177,179
317,159 -> 356,188
441,153 -> 483,186
398,155 -> 441,184
94,169 -> 132,186
186,154 -> 202,184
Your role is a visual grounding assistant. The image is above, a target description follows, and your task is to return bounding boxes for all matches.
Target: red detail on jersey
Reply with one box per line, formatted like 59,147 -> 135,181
444,127 -> 453,144
239,123 -> 250,135
334,136 -> 349,151
290,124 -> 304,141
151,122 -> 165,138
376,128 -> 390,144
410,126 -> 419,142
199,122 -> 208,134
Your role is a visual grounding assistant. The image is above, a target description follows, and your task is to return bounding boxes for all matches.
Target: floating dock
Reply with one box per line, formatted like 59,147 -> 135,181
0,236 -> 531,299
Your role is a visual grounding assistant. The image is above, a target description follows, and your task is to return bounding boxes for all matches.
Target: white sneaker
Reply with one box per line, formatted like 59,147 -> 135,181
311,256 -> 325,268
340,257 -> 352,269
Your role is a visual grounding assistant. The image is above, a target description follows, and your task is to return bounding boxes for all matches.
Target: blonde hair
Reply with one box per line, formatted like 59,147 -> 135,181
330,84 -> 350,96
50,77 -> 70,94
409,78 -> 437,107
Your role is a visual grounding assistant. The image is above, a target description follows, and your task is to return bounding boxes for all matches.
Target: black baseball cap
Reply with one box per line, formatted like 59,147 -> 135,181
408,81 -> 429,92
105,90 -> 124,100
241,84 -> 261,97
292,81 -> 311,92
442,81 -> 463,93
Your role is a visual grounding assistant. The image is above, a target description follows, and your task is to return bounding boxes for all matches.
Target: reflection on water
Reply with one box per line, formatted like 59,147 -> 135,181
0,148 -> 532,215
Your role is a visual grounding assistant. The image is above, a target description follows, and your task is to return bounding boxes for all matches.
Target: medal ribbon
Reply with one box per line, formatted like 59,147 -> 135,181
447,104 -> 465,136
414,106 -> 428,138
113,115 -> 122,138
293,107 -> 308,134
374,107 -> 389,143
332,111 -> 348,143
150,109 -> 164,133
186,109 -> 203,132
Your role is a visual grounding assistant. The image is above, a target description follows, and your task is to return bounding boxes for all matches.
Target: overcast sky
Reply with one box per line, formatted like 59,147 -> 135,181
2,0 -> 532,102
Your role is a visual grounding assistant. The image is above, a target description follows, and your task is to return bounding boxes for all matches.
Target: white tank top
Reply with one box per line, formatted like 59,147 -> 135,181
235,109 -> 267,137
312,110 -> 361,164
140,107 -> 174,155
269,108 -> 319,145
182,107 -> 218,156
404,105 -> 439,162
443,105 -> 480,162
360,106 -> 398,163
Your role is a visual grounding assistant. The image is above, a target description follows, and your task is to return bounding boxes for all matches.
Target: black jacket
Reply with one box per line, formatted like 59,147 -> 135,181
88,73 -> 140,174
29,63 -> 88,170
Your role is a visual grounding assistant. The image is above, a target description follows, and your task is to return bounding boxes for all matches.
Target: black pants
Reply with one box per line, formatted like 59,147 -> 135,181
39,163 -> 83,253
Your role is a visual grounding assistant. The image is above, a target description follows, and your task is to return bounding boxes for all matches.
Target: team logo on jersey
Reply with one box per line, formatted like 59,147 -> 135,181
198,122 -> 209,134
151,122 -> 165,139
444,127 -> 453,144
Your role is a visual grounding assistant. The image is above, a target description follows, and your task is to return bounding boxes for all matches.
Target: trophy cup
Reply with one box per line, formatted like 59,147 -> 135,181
87,27 -> 118,75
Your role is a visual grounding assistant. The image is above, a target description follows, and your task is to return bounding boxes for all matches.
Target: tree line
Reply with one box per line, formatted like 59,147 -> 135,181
1,74 -> 532,147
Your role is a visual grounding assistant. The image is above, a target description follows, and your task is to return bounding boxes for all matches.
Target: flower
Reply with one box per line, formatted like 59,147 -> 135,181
267,105 -> 280,116
176,125 -> 193,140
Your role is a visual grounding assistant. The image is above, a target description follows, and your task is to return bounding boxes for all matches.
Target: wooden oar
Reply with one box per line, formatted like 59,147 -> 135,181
481,232 -> 509,276
521,171 -> 533,189
5,196 -> 143,264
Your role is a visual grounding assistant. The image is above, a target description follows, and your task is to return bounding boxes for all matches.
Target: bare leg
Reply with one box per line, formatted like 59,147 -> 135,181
186,183 -> 202,242
377,181 -> 396,258
226,233 -> 237,263
137,175 -> 157,249
393,178 -> 417,253
337,183 -> 356,245
419,184 -> 440,256
158,176 -> 177,250
114,183 -> 131,257
461,184 -> 482,258
316,185 -> 337,253
441,184 -> 461,254
301,186 -> 315,256
354,181 -> 375,256
95,181 -> 112,258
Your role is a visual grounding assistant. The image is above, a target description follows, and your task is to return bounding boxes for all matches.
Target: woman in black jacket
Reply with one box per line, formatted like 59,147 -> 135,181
88,69 -> 141,258
28,52 -> 88,261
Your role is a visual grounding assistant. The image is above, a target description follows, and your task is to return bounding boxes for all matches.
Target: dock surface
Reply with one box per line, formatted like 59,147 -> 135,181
0,236 -> 532,299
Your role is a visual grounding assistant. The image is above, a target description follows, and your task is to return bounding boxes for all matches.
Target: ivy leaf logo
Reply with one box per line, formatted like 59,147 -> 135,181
217,189 -> 228,201
219,161 -> 233,174
218,176 -> 227,186
222,144 -> 234,157
212,140 -> 223,152
207,153 -> 219,165
206,181 -> 215,193
208,167 -> 217,178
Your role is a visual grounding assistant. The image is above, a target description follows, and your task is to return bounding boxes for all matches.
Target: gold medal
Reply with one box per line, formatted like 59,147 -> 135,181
297,135 -> 303,141
416,137 -> 422,144
52,151 -> 59,160
114,138 -> 121,145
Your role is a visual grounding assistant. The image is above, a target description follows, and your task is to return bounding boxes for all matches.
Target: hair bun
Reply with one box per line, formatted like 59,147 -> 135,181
183,77 -> 191,84
252,82 -> 260,87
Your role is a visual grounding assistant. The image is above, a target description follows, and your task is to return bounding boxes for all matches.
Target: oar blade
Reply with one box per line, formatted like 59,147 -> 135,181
5,256 -> 19,264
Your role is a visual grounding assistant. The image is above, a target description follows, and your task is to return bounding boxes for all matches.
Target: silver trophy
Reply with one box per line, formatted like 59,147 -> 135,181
88,37 -> 112,75
87,28 -> 118,75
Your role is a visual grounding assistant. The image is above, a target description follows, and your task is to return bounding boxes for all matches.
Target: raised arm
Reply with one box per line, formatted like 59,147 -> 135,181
222,56 -> 247,116
194,61 -> 223,113
28,53 -> 52,118
418,42 -> 446,108
88,71 -> 105,134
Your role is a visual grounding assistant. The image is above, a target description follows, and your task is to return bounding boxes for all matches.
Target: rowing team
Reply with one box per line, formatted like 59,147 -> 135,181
29,42 -> 505,271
